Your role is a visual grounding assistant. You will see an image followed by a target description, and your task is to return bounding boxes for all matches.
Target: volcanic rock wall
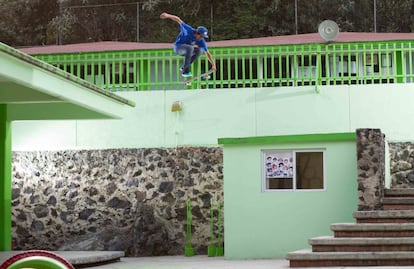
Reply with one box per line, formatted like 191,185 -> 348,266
11,147 -> 223,256
389,142 -> 414,188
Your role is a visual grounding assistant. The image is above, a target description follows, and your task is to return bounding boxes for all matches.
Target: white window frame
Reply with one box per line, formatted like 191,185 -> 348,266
261,149 -> 326,192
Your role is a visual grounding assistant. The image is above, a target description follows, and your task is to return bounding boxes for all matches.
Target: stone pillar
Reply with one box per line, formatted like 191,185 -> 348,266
0,104 -> 12,250
356,128 -> 385,211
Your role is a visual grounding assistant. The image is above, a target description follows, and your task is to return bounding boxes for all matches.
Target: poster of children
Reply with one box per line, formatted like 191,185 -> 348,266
265,151 -> 294,178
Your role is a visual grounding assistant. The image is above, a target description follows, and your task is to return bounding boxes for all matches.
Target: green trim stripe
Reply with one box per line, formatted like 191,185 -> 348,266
218,132 -> 356,145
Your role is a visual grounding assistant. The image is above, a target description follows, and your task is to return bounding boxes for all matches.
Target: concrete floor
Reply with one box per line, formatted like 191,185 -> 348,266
86,256 -> 290,269
85,256 -> 414,269
2,252 -> 414,269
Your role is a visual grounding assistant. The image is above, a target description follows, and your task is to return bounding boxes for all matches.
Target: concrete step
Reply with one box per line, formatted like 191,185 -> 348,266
286,249 -> 414,267
385,188 -> 414,197
353,210 -> 414,223
331,222 -> 414,237
310,235 -> 414,252
383,197 -> 414,210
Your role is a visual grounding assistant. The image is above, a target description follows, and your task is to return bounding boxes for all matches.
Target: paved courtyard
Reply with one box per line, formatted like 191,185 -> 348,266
2,252 -> 414,269
86,256 -> 289,269
85,256 -> 414,269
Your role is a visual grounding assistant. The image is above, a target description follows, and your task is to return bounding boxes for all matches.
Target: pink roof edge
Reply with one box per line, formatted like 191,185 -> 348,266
18,32 -> 414,55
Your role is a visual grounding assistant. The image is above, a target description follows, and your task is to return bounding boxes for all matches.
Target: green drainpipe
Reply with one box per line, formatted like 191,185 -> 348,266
185,199 -> 194,256
0,104 -> 12,250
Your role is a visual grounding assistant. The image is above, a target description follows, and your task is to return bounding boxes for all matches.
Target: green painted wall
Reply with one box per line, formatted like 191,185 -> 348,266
11,83 -> 414,150
222,138 -> 357,259
10,83 -> 413,258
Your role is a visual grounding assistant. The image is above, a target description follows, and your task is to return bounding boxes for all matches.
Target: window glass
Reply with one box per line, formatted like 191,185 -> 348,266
296,152 -> 324,189
263,150 -> 325,191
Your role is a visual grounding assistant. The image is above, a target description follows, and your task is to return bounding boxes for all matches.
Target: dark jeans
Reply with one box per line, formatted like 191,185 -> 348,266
174,44 -> 202,73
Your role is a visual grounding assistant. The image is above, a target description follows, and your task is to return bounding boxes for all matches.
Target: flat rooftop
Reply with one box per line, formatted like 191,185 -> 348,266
18,32 -> 414,55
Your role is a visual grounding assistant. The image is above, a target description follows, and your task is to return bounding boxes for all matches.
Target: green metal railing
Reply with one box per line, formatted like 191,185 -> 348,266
34,40 -> 414,91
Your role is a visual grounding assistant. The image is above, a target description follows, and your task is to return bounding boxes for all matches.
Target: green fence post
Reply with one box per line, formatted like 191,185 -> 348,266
208,199 -> 216,257
185,199 -> 195,256
216,201 -> 224,256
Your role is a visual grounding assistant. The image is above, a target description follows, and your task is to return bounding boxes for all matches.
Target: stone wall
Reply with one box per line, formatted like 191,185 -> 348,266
356,129 -> 385,211
11,147 -> 223,256
389,142 -> 414,188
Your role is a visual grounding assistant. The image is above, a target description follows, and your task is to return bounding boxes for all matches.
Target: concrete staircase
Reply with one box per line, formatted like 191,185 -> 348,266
383,188 -> 414,210
287,188 -> 414,267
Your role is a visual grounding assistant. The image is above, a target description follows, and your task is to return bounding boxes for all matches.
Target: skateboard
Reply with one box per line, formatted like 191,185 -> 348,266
183,70 -> 214,86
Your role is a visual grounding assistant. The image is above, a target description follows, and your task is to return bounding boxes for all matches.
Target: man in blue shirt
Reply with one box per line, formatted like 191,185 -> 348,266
160,12 -> 217,77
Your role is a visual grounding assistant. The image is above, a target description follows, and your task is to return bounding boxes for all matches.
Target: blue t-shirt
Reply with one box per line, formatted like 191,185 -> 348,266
174,22 -> 208,52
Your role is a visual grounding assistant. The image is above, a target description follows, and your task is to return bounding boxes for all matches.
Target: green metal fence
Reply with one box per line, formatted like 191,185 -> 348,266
34,40 -> 414,91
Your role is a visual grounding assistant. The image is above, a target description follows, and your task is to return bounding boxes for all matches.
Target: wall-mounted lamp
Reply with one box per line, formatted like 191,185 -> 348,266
171,101 -> 183,112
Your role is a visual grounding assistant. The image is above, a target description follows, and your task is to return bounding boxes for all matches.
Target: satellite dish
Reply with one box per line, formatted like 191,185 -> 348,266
318,20 -> 339,42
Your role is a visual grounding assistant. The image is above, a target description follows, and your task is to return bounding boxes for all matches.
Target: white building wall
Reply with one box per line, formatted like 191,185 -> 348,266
12,83 -> 414,151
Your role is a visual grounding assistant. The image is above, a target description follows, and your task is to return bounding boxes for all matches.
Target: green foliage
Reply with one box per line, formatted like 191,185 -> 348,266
48,9 -> 77,44
0,0 -> 413,46
0,0 -> 59,45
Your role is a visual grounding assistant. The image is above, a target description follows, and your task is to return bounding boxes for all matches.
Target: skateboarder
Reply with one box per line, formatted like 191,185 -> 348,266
160,12 -> 217,77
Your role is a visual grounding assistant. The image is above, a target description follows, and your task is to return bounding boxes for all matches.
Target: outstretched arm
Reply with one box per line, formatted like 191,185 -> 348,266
160,12 -> 183,24
205,51 -> 217,72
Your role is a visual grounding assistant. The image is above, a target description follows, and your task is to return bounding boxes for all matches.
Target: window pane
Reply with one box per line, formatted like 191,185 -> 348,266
267,178 -> 293,189
295,152 -> 324,189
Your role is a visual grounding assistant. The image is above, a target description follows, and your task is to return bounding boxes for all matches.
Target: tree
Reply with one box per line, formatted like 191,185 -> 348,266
376,0 -> 413,32
265,0 -> 296,35
54,0 -> 138,43
353,0 -> 374,32
48,0 -> 77,45
0,0 -> 59,46
0,0 -> 413,46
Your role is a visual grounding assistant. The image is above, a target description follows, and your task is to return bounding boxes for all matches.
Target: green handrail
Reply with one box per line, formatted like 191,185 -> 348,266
33,40 -> 414,91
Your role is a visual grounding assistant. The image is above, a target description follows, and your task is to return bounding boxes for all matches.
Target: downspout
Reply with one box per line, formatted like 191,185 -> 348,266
0,104 -> 12,250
